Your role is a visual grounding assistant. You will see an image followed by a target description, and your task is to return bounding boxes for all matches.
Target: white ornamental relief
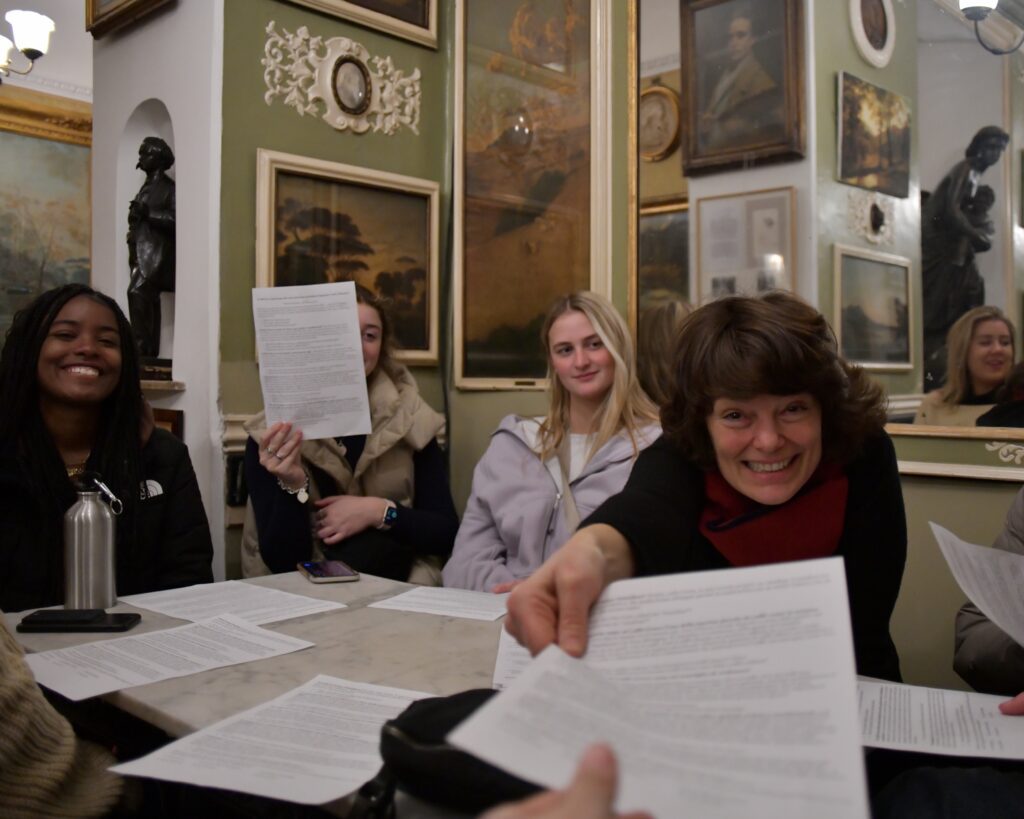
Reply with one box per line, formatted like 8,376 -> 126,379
985,441 -> 1024,465
847,189 -> 894,246
262,21 -> 421,136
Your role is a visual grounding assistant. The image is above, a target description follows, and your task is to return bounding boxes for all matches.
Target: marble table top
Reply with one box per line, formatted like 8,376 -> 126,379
6,573 -> 505,739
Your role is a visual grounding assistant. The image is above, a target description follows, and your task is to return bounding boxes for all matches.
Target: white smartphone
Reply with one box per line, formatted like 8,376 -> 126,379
297,559 -> 360,583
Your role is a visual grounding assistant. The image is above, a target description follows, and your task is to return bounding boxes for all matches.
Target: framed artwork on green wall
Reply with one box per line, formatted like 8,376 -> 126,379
834,243 -> 912,372
86,0 -> 173,38
680,0 -> 805,175
837,72 -> 910,198
255,149 -> 439,365
286,0 -> 437,49
636,201 -> 689,312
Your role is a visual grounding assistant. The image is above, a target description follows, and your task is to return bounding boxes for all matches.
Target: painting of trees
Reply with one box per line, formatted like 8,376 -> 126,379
838,72 -> 911,198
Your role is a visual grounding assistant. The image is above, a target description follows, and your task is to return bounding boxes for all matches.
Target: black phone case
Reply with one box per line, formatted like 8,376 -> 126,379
17,612 -> 141,633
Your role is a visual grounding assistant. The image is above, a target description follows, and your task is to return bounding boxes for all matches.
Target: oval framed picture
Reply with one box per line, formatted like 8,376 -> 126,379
850,0 -> 894,68
639,86 -> 681,162
332,56 -> 372,116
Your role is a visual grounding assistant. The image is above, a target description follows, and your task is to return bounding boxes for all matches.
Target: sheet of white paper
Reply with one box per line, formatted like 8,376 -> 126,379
493,627 -> 532,689
120,580 -> 346,625
369,587 -> 509,621
859,679 -> 1024,759
453,559 -> 869,819
25,614 -> 313,701
113,675 -> 428,805
252,281 -> 371,440
930,522 -> 1024,647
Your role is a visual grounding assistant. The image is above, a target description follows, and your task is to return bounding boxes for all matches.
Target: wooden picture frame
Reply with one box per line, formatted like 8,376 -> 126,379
86,0 -> 174,39
850,0 -> 895,68
0,86 -> 91,346
454,0 -> 596,389
834,243 -> 912,371
635,201 -> 690,329
152,407 -> 184,440
837,72 -> 911,198
286,0 -> 437,49
255,149 -> 439,365
680,0 -> 805,175
695,187 -> 795,302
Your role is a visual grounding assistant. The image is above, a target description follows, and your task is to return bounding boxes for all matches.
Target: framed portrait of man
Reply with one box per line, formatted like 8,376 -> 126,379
680,0 -> 805,175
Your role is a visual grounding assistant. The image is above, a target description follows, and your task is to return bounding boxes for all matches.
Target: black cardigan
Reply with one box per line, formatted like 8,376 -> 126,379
585,433 -> 907,681
0,428 -> 214,613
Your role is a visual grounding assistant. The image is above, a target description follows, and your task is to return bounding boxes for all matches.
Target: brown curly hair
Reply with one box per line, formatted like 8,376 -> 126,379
661,291 -> 887,467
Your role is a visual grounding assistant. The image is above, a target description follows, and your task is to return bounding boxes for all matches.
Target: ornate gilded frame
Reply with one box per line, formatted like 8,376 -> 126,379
86,0 -> 174,39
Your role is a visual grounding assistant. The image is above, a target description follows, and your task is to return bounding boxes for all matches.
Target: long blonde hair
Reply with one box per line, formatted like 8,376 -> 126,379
940,305 -> 1015,405
536,291 -> 658,463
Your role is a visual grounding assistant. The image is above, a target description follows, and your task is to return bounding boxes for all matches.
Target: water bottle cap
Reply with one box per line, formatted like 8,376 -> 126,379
75,471 -> 123,515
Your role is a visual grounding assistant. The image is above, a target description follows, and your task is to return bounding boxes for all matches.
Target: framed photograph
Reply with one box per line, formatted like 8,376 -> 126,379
153,408 -> 184,440
86,0 -> 174,38
639,86 -> 681,162
850,0 -> 895,68
255,149 -> 439,365
695,187 -> 795,302
636,201 -> 689,317
680,0 -> 805,175
838,72 -> 911,198
286,0 -> 437,49
454,1 -> 594,388
834,243 -> 911,371
0,86 -> 91,349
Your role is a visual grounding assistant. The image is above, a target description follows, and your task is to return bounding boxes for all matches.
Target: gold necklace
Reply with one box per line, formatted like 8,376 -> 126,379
66,462 -> 87,478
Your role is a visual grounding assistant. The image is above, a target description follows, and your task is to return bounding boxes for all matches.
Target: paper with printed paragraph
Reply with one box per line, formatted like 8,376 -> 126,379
369,586 -> 509,620
456,558 -> 870,819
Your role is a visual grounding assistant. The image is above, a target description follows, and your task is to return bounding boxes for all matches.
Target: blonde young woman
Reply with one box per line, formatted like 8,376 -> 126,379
443,291 -> 660,592
915,306 -> 1015,426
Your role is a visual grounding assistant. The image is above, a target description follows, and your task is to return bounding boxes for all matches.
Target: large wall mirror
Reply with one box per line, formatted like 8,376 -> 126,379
633,0 -> 1024,458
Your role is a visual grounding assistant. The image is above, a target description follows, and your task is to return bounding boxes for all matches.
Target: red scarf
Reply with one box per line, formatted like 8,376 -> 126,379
699,463 -> 849,567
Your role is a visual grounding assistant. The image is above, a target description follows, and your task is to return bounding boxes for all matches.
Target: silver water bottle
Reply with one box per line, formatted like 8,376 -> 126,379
64,486 -> 117,609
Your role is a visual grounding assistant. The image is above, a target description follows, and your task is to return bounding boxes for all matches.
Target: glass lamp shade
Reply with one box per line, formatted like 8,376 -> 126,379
0,35 -> 13,70
959,0 -> 999,21
4,10 -> 54,60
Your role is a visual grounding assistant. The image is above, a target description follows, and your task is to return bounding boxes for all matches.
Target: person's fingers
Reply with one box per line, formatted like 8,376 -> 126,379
314,497 -> 339,508
999,692 -> 1024,715
554,564 -> 597,658
492,581 -> 520,594
559,744 -> 617,815
507,583 -> 559,656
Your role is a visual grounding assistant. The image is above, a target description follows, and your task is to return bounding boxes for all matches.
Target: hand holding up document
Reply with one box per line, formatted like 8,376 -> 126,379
252,282 -> 371,440
460,558 -> 870,819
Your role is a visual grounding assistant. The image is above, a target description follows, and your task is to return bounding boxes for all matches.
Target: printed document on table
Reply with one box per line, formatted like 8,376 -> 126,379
120,580 -> 346,625
113,675 -> 427,805
452,558 -> 870,819
25,614 -> 313,701
859,678 -> 1024,759
252,281 -> 371,440
493,627 -> 531,689
930,522 -> 1024,646
369,586 -> 509,621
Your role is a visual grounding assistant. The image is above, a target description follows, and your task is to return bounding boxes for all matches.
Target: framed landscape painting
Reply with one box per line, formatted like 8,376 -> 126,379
286,0 -> 437,48
0,86 -> 91,350
256,149 -> 439,365
834,243 -> 911,371
838,72 -> 910,198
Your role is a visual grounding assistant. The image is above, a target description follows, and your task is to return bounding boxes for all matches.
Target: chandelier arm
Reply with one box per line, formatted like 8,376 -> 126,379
974,19 -> 1024,55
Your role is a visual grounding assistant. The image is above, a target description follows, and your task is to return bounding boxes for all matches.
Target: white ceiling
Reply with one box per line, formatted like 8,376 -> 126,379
0,0 -> 92,101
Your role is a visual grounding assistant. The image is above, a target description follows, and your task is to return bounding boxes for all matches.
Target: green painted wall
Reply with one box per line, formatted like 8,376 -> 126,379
814,0 -> 920,398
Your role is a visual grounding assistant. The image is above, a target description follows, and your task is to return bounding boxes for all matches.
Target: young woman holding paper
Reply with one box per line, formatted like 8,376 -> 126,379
0,284 -> 213,612
243,285 -> 457,583
504,291 -> 907,681
443,292 -> 660,592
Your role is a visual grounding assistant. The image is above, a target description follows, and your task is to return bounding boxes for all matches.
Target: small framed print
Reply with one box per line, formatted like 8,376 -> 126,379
834,243 -> 912,371
850,0 -> 895,69
695,187 -> 795,302
152,408 -> 184,440
639,86 -> 681,162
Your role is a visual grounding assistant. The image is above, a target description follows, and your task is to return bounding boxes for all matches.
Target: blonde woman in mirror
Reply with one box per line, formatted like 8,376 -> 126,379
914,306 -> 1015,426
637,296 -> 692,408
443,292 -> 661,592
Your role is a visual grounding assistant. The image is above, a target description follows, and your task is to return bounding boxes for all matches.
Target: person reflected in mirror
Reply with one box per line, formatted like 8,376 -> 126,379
914,306 -> 1014,426
0,284 -> 213,613
243,285 -> 457,584
443,292 -> 660,593
922,126 -> 1009,386
504,292 -> 906,682
636,297 -> 692,409
976,362 -> 1024,428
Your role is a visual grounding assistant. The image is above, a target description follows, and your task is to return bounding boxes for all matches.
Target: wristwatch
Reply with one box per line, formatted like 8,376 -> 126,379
277,473 -> 310,504
378,500 -> 399,530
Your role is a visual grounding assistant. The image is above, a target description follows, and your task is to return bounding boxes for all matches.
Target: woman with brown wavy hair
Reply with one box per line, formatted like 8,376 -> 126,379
505,291 -> 907,682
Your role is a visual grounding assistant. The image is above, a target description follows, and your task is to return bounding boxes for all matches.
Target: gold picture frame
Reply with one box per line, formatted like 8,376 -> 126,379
639,86 -> 681,162
255,149 -> 440,365
86,0 -> 174,39
286,0 -> 437,49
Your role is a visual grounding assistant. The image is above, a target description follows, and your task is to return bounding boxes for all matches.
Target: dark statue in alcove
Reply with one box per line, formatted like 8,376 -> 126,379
921,125 -> 1008,388
127,136 -> 176,363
